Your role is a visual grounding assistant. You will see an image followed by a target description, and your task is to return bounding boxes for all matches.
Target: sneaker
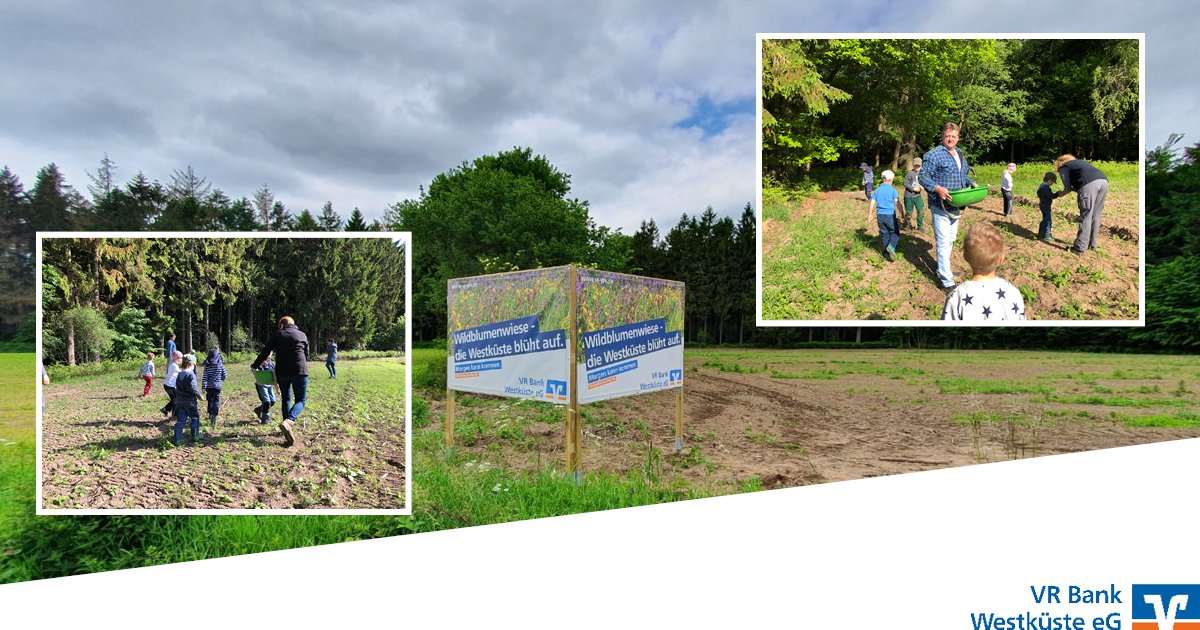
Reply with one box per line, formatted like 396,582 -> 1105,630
1070,248 -> 1085,256
886,244 -> 897,260
253,404 -> 262,420
280,419 -> 296,447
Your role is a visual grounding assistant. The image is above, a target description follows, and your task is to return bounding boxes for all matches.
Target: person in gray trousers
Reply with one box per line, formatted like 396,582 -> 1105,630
1053,154 -> 1109,256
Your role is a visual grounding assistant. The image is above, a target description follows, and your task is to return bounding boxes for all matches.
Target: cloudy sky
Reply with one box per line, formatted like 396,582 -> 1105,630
1,1 -> 1193,233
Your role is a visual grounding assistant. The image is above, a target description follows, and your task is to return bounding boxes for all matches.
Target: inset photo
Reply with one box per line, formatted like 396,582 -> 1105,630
36,232 -> 411,513
758,35 -> 1143,324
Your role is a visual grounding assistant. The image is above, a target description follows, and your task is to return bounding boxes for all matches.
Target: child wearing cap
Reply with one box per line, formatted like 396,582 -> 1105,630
1001,163 -> 1016,217
868,169 -> 901,261
903,157 -> 925,230
173,353 -> 205,445
942,221 -> 1026,321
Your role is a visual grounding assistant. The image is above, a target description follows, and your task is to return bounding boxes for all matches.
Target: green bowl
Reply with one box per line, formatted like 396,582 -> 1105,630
947,185 -> 988,207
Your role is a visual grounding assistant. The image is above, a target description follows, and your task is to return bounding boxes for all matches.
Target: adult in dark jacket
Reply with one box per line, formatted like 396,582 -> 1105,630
251,316 -> 309,447
1052,155 -> 1109,256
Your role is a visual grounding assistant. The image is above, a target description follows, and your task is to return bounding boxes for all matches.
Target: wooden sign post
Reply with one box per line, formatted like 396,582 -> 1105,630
444,266 -> 683,484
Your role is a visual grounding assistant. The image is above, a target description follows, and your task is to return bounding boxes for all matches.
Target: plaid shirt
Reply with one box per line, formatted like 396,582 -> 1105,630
918,144 -> 974,210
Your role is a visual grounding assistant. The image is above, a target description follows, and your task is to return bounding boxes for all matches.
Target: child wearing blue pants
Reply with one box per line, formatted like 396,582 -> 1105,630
173,354 -> 204,445
201,346 -> 226,425
860,163 -> 874,202
868,169 -> 901,260
253,356 -> 277,424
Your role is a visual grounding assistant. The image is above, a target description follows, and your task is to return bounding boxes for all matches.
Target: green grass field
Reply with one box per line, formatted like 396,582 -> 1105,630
1,350 -> 710,582
6,343 -> 1196,582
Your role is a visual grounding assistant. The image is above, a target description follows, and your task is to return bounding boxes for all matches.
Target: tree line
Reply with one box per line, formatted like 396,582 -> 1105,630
762,38 -> 1140,182
0,159 -> 380,344
39,237 -> 406,365
5,138 -> 1198,355
1,149 -> 757,349
391,147 -> 757,342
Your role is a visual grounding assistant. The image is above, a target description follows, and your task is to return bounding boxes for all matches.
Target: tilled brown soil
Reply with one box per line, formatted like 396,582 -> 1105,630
764,189 -> 1139,320
434,351 -> 1200,492
40,358 -> 407,510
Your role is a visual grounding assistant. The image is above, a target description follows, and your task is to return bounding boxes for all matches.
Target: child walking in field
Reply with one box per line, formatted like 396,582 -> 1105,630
868,169 -> 901,261
201,345 -> 227,425
860,162 -> 875,202
173,354 -> 204,445
942,222 -> 1026,321
159,350 -> 183,417
253,354 -> 277,424
1037,171 -> 1058,242
903,157 -> 925,230
325,339 -> 338,378
1001,163 -> 1016,217
139,352 -> 155,397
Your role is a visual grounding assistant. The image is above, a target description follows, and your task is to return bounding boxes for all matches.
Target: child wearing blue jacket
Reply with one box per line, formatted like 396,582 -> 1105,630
201,346 -> 227,425
174,354 -> 204,445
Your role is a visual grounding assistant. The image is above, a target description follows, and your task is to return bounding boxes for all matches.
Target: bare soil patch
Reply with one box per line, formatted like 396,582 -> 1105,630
763,188 -> 1139,320
40,358 -> 407,510
435,350 -> 1200,492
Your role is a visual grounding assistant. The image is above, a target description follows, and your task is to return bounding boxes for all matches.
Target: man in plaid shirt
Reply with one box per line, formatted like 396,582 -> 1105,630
918,122 -> 976,290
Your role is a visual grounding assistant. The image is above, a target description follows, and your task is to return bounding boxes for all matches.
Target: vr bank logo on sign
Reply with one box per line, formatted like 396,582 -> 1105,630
1132,585 -> 1199,630
545,379 -> 567,401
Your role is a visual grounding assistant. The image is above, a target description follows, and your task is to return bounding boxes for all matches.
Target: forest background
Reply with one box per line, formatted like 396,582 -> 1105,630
0,140 -> 1197,356
0,39 -> 1196,357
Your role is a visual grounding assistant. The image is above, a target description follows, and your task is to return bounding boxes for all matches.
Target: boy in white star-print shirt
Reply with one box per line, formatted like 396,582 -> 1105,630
942,221 -> 1026,321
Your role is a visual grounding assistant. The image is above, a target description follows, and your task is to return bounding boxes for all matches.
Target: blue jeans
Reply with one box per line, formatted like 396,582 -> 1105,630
277,374 -> 308,422
255,384 -> 276,421
930,204 -> 960,287
205,388 -> 221,418
876,214 -> 900,254
174,402 -> 200,443
326,361 -> 336,378
1039,205 -> 1053,239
